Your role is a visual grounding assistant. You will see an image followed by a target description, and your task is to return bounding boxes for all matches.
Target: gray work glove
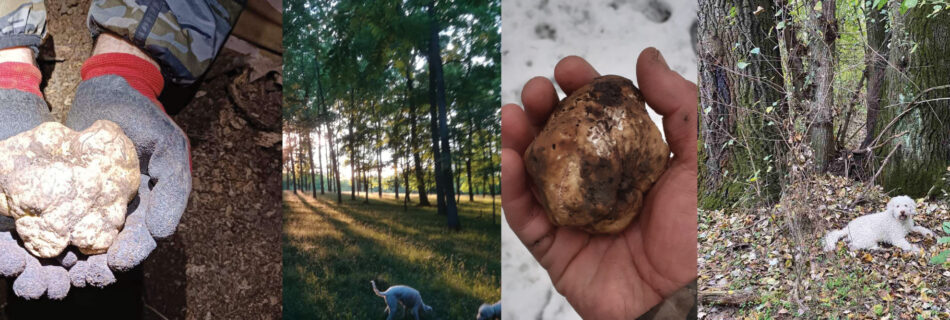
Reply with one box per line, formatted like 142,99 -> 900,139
64,75 -> 192,276
0,1 -> 72,300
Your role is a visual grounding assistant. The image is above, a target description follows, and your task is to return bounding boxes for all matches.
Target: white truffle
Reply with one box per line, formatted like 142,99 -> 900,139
0,121 -> 139,258
524,75 -> 669,234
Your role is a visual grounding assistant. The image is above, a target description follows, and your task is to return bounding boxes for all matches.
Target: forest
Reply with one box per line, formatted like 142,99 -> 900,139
698,0 -> 950,317
699,0 -> 950,205
282,0 -> 501,230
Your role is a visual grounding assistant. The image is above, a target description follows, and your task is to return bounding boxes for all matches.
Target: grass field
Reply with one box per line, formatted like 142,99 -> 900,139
282,190 -> 501,319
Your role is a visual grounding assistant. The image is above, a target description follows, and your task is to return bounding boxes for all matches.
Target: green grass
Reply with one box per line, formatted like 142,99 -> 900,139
282,191 -> 500,319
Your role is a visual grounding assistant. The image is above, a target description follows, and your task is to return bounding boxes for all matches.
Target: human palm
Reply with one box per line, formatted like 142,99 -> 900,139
501,48 -> 697,319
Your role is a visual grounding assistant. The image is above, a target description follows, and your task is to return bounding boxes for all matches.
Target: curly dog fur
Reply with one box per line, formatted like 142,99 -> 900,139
823,195 -> 934,253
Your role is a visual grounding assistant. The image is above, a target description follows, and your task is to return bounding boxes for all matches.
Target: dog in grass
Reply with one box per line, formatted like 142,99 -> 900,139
371,280 -> 433,320
823,195 -> 934,253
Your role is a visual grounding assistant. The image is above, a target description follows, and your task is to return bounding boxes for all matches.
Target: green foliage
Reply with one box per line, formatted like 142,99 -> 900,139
283,0 -> 501,205
931,222 -> 950,264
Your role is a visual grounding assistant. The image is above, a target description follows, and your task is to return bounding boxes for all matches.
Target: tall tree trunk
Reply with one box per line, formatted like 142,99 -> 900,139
394,153 -> 400,200
698,0 -> 787,208
364,165 -> 369,203
466,157 -> 473,202
454,151 -> 462,204
312,57 -> 341,202
406,63 -> 431,206
872,2 -> 950,196
306,132 -> 318,197
377,143 -> 383,198
327,122 -> 342,203
317,126 -> 326,194
298,135 -> 307,193
349,92 -> 357,201
428,0 -> 460,230
860,4 -> 888,149
804,0 -> 837,173
487,136 -> 497,217
428,79 -> 446,215
404,152 -> 411,209
290,135 -> 298,194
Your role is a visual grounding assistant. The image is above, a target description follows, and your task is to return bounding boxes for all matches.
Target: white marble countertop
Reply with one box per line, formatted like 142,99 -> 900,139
501,0 -> 697,318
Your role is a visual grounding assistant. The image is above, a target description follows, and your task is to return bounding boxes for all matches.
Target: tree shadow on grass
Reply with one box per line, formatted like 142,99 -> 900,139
282,192 -> 499,319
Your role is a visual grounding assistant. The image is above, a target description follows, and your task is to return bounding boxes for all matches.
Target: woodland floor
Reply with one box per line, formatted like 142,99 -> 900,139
698,175 -> 950,319
1,0 -> 283,318
282,191 -> 501,319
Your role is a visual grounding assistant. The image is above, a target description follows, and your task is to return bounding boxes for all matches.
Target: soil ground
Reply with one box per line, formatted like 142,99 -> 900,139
282,191 -> 501,319
1,1 -> 283,319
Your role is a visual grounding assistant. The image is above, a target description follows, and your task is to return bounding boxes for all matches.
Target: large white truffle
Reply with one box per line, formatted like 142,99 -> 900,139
0,121 -> 139,258
524,75 -> 669,234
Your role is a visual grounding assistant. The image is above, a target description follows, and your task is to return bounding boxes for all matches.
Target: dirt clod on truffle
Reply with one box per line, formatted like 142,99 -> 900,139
0,120 -> 139,258
524,75 -> 669,234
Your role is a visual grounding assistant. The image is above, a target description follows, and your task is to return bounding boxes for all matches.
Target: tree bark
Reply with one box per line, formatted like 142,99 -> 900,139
873,2 -> 950,196
404,152 -> 412,209
698,0 -> 787,208
454,148 -> 462,203
317,126 -> 326,194
394,152 -> 400,200
406,63 -> 431,206
289,135 -> 297,193
804,0 -> 837,173
428,70 -> 446,215
861,4 -> 888,149
306,132 -> 318,197
349,90 -> 357,201
487,135 -> 497,217
428,0 -> 460,230
327,121 -> 343,203
364,163 -> 369,203
467,122 -> 475,202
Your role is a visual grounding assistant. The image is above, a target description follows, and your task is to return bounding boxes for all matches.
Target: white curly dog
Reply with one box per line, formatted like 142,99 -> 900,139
823,195 -> 934,253
371,280 -> 433,320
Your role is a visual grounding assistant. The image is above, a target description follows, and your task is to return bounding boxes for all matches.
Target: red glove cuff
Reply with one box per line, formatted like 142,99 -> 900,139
0,62 -> 43,98
81,53 -> 165,111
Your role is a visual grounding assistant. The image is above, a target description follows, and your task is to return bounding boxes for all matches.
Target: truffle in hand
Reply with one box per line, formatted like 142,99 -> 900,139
524,75 -> 669,234
0,121 -> 139,258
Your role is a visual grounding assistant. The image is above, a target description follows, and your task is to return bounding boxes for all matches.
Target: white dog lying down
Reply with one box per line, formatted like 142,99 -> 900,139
823,195 -> 934,253
476,301 -> 501,320
371,280 -> 433,320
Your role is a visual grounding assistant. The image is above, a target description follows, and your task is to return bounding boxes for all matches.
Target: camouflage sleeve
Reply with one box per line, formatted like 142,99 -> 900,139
0,0 -> 46,55
87,0 -> 246,85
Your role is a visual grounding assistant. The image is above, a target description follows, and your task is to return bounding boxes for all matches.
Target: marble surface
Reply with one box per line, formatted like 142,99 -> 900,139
501,0 -> 698,318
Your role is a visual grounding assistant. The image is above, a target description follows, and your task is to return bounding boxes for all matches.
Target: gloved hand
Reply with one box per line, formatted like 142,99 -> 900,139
64,74 -> 192,274
67,175 -> 156,288
0,0 -> 75,300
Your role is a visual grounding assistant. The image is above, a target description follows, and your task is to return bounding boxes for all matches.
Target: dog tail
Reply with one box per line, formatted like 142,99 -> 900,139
371,280 -> 384,297
823,229 -> 846,252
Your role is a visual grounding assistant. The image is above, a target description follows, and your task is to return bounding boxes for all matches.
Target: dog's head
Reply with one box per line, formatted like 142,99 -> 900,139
886,195 -> 916,221
424,305 -> 434,313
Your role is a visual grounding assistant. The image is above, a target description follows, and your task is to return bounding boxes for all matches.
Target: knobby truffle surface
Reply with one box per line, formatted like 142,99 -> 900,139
0,121 -> 139,258
524,75 -> 669,234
